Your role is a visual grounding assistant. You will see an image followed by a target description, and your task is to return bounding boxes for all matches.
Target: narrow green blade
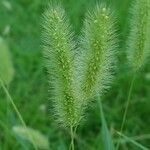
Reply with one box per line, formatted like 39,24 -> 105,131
117,132 -> 149,150
99,99 -> 115,150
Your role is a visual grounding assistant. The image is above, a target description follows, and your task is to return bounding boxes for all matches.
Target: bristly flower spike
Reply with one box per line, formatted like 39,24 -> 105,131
78,4 -> 118,102
127,0 -> 150,71
42,3 -> 81,128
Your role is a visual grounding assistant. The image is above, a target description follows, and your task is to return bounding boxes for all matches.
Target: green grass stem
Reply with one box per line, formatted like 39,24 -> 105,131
0,78 -> 38,150
116,73 -> 136,149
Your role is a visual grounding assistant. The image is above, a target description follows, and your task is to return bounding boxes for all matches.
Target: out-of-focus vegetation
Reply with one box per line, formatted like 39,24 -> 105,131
0,0 -> 149,150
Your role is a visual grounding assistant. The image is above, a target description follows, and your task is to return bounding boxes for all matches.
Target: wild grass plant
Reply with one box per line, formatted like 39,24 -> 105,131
0,0 -> 150,149
42,2 -> 118,150
117,0 -> 150,149
0,38 -> 39,150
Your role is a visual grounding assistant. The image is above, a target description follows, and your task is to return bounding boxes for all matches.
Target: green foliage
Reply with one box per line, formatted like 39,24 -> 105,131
13,126 -> 49,150
99,99 -> 115,150
117,132 -> 149,150
42,3 -> 81,128
0,0 -> 150,149
127,0 -> 150,71
0,37 -> 14,85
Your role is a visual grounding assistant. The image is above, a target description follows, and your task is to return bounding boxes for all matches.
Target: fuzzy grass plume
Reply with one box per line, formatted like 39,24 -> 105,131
42,3 -> 118,128
0,37 -> 14,85
127,0 -> 150,71
78,4 -> 118,101
42,4 -> 81,128
13,126 -> 49,149
42,3 -> 118,149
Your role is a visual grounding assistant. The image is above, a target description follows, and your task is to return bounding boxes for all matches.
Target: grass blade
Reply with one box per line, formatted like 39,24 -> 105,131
0,79 -> 38,150
98,97 -> 115,150
116,132 -> 149,150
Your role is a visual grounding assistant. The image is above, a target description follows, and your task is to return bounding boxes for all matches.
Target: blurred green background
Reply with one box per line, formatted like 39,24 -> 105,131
0,0 -> 150,149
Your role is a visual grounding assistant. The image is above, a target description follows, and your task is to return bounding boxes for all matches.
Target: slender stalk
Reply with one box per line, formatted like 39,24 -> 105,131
97,93 -> 115,150
5,91 -> 9,149
116,73 -> 136,149
70,126 -> 75,150
0,120 -> 14,146
0,78 -> 38,150
116,131 -> 149,150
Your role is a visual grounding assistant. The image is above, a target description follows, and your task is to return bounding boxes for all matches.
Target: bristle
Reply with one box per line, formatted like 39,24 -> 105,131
78,4 -> 118,101
42,4 -> 81,127
127,0 -> 150,71
42,3 -> 118,128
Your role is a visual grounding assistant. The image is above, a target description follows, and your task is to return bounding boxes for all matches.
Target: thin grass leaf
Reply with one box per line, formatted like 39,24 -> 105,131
117,132 -> 149,150
13,126 -> 49,150
99,98 -> 115,150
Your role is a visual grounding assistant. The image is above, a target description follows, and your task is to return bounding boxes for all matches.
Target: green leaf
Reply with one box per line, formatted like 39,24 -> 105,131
117,132 -> 149,150
12,126 -> 49,150
99,99 -> 115,150
0,37 -> 14,85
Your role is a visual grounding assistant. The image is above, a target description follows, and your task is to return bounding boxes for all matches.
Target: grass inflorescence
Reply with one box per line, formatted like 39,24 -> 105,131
79,4 -> 118,102
42,2 -> 118,128
42,2 -> 119,149
127,0 -> 150,71
42,4 -> 82,128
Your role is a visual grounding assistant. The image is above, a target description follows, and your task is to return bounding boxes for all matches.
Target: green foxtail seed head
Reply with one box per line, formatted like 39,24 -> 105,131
77,4 -> 118,101
42,4 -> 82,127
0,37 -> 14,85
13,126 -> 49,150
127,0 -> 150,71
